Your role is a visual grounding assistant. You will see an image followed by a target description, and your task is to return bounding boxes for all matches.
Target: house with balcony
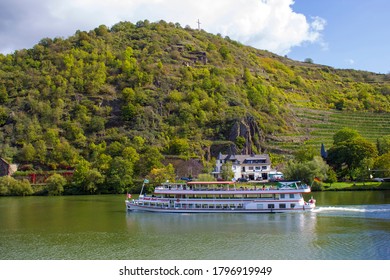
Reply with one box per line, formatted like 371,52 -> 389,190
213,153 -> 282,181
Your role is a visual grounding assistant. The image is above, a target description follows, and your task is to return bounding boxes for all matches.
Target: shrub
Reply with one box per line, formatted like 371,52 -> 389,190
46,174 -> 67,196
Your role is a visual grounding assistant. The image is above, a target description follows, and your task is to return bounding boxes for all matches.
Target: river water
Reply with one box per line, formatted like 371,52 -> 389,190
0,191 -> 389,260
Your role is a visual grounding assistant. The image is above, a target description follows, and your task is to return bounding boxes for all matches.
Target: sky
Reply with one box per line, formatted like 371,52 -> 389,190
0,0 -> 388,74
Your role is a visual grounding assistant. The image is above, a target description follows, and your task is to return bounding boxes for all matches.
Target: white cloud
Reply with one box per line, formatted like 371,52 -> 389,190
0,0 -> 326,55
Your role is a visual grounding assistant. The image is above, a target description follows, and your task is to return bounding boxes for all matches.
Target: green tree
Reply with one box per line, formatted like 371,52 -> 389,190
282,156 -> 329,185
0,85 -> 8,104
294,145 -> 318,162
235,136 -> 246,151
34,140 -> 47,164
333,127 -> 360,144
324,168 -> 338,187
221,161 -> 234,181
376,135 -> 390,155
18,143 -> 36,162
197,173 -> 215,181
327,136 -> 377,179
168,138 -> 190,156
72,159 -> 104,193
148,163 -> 176,186
106,157 -> 134,193
304,58 -> 314,64
0,176 -> 33,196
137,147 -> 164,177
373,152 -> 390,178
219,46 -> 231,61
0,106 -> 7,126
46,174 -> 67,195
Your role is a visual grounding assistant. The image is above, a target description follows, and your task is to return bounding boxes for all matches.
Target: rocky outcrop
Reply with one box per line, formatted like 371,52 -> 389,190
228,116 -> 265,154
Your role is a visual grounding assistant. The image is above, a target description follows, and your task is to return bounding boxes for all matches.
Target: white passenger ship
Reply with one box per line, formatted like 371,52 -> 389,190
125,181 -> 316,213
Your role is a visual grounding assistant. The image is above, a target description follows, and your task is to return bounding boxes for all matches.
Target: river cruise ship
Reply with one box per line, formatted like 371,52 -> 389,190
125,181 -> 316,213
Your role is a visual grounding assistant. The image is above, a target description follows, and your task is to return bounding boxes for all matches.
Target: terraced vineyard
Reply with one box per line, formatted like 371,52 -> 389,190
266,107 -> 390,154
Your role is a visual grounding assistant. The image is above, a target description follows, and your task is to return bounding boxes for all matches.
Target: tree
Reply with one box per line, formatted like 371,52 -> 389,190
72,158 -> 105,194
106,156 -> 134,193
282,156 -> 329,185
122,146 -> 140,164
304,58 -> 314,64
46,174 -> 67,195
294,145 -> 318,162
137,147 -> 164,177
197,173 -> 215,181
324,168 -> 338,187
0,176 -> 33,196
18,143 -> 36,162
376,135 -> 390,155
221,161 -> 234,181
168,138 -> 190,156
235,136 -> 246,151
0,106 -> 7,126
333,127 -> 360,144
148,164 -> 176,186
373,152 -> 390,178
34,140 -> 47,164
327,132 -> 377,179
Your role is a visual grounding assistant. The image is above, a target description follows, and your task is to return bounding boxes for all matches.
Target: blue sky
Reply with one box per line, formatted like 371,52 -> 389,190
289,0 -> 390,73
0,0 -> 388,74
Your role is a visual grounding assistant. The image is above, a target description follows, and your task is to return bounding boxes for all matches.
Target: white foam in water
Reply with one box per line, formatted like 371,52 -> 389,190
314,206 -> 366,213
313,205 -> 390,213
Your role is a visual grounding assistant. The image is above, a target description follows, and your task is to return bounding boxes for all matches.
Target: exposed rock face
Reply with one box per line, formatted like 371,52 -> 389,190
209,116 -> 265,158
228,116 -> 264,154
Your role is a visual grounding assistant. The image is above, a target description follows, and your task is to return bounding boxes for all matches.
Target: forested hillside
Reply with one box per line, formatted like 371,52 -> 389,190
1,20 -> 390,193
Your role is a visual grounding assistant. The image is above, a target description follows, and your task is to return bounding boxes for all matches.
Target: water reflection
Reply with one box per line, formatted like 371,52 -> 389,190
1,193 -> 389,260
124,212 -> 319,259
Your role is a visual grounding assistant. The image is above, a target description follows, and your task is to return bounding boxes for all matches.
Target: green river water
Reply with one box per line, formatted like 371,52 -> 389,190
0,191 -> 389,260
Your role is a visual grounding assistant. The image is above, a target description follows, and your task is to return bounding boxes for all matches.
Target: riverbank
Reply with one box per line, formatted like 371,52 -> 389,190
319,181 -> 390,191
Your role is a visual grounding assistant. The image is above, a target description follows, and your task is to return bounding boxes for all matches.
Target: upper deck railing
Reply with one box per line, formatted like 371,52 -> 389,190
154,181 -> 310,192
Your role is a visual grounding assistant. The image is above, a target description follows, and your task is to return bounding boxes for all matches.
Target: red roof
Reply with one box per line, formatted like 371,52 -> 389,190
187,181 -> 234,185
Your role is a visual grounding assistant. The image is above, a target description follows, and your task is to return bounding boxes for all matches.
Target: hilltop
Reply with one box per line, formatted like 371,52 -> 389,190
1,20 -> 390,184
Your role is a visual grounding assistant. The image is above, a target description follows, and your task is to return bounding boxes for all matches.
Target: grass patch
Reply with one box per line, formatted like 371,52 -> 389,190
321,181 -> 390,191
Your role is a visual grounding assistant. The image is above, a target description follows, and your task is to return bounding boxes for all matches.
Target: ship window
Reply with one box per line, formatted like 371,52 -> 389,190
280,194 -> 285,199
289,194 -> 295,199
267,204 -> 275,209
279,204 -> 286,209
291,203 -> 295,208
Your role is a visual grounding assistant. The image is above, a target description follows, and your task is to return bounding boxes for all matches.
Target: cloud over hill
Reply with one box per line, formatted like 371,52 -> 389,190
0,0 -> 325,55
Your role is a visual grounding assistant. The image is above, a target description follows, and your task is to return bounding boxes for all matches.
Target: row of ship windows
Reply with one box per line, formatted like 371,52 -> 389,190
138,202 -> 297,209
173,203 -> 297,209
161,194 -> 299,199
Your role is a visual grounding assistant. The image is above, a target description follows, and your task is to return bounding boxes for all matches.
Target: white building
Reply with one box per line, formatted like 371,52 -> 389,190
214,153 -> 281,181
